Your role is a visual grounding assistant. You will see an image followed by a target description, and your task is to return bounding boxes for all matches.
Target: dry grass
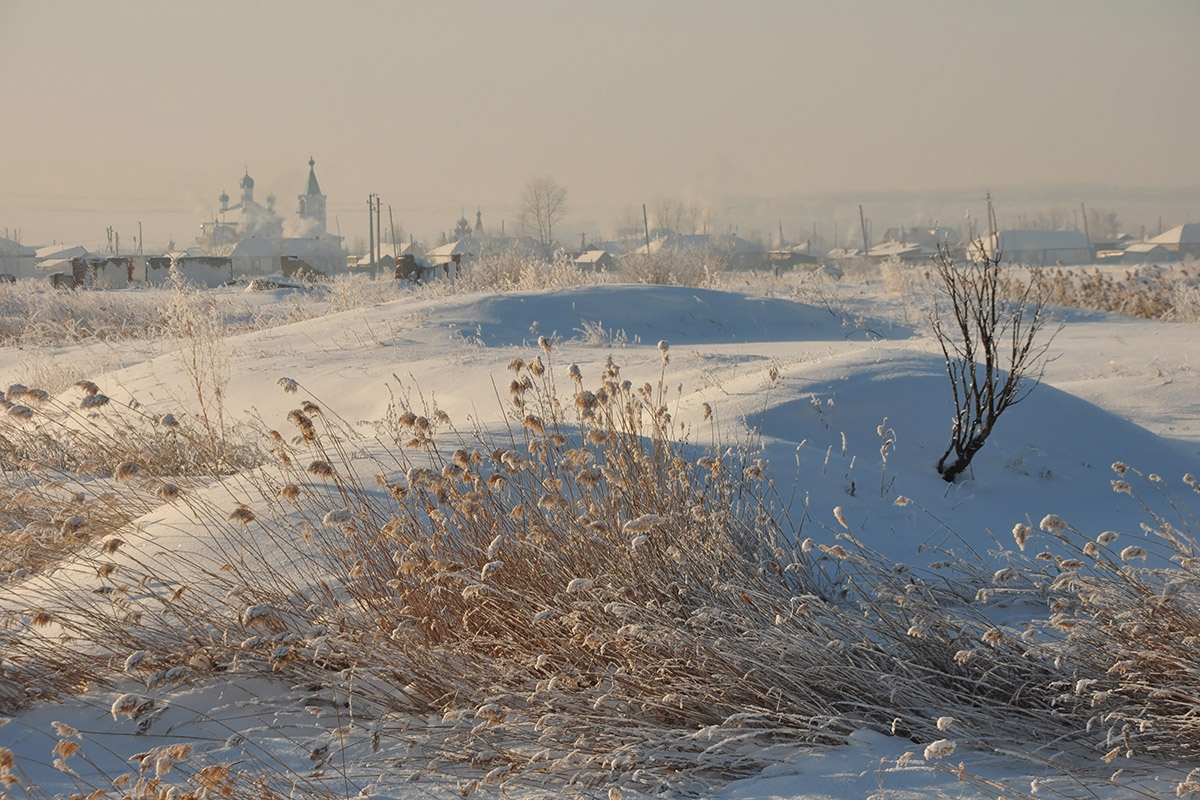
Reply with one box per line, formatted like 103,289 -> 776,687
2,268 -> 1200,797
2,342 -> 1198,797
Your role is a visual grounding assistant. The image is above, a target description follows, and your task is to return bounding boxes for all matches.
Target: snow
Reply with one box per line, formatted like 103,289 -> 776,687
1,274 -> 1199,798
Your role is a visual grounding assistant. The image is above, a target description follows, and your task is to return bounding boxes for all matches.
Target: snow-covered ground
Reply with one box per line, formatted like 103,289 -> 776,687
1,271 -> 1198,798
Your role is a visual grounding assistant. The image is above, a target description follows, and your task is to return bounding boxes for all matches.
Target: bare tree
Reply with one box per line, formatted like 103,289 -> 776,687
520,176 -> 568,247
931,201 -> 1059,482
651,197 -> 685,238
615,205 -> 645,241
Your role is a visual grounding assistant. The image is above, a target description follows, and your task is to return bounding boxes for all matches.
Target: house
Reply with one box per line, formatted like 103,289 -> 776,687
280,237 -> 346,276
0,238 -> 37,279
230,238 -> 281,277
424,237 -> 481,282
880,226 -> 960,250
35,243 -> 90,275
971,230 -> 1092,266
1147,223 -> 1200,260
866,241 -> 936,263
645,234 -> 767,269
356,240 -> 424,273
143,254 -> 232,287
1121,242 -> 1171,264
767,245 -> 821,270
574,249 -> 615,272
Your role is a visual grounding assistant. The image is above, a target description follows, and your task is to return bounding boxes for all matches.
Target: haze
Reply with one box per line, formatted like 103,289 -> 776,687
2,0 -> 1197,251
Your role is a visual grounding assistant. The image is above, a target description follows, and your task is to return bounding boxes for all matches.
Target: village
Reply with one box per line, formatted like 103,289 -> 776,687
1,158 -> 1198,289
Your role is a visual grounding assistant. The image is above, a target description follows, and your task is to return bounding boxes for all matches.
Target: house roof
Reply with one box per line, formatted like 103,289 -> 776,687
867,241 -> 933,258
1148,223 -> 1200,246
427,237 -> 483,259
575,249 -> 611,264
35,243 -> 89,261
230,237 -> 278,257
0,238 -> 36,256
281,237 -> 344,258
994,230 -> 1089,251
647,234 -> 765,255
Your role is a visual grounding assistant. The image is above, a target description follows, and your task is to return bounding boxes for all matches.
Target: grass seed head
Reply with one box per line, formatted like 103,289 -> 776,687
1039,514 -> 1068,533
1120,545 -> 1147,561
80,393 -> 110,409
7,404 -> 33,421
228,505 -> 255,525
1012,523 -> 1031,550
307,460 -> 335,477
288,410 -> 316,441
924,739 -> 956,760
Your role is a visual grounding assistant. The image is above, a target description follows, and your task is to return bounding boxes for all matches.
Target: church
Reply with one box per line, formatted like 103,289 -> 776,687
198,158 -> 334,249
197,159 -> 347,277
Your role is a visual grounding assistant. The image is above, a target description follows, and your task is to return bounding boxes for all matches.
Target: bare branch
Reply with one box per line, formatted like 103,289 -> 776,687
929,207 -> 1060,482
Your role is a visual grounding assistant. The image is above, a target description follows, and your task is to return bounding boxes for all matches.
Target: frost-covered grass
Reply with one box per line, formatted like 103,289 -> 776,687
2,348 -> 1200,797
1,259 -> 1200,797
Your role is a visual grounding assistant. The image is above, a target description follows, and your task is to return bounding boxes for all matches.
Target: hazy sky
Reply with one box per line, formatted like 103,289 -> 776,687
1,0 -> 1197,250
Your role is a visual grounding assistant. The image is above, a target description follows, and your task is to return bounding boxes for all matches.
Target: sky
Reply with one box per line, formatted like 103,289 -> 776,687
1,0 -> 1198,251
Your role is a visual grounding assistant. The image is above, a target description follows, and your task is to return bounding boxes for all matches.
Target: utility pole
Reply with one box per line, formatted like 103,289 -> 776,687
859,204 -> 869,256
368,194 -> 376,278
375,196 -> 382,279
138,221 -> 143,255
642,203 -> 651,256
389,205 -> 398,261
1080,202 -> 1092,256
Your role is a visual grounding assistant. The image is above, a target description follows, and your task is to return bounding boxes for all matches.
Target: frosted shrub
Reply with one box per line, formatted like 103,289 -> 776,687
619,248 -> 726,286
457,247 -> 607,293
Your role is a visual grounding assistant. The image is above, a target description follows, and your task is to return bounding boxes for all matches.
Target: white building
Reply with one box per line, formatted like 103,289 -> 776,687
1147,223 -> 1200,260
0,238 -> 37,279
972,230 -> 1092,266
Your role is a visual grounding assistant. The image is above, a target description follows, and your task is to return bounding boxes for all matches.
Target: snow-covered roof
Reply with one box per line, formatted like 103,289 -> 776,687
230,237 -> 279,257
426,237 -> 482,259
280,238 -> 345,258
995,230 -> 1089,251
0,237 -> 37,256
1148,223 -> 1200,246
647,234 -> 765,255
1123,242 -> 1169,254
35,243 -> 89,261
867,241 -> 934,258
575,249 -> 611,265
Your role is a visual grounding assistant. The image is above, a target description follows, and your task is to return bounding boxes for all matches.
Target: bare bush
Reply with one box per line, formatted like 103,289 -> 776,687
930,239 -> 1059,482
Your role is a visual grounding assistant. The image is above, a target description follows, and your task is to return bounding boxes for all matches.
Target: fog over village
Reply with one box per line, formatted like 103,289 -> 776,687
2,3 -> 1200,800
1,1 -> 1197,270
